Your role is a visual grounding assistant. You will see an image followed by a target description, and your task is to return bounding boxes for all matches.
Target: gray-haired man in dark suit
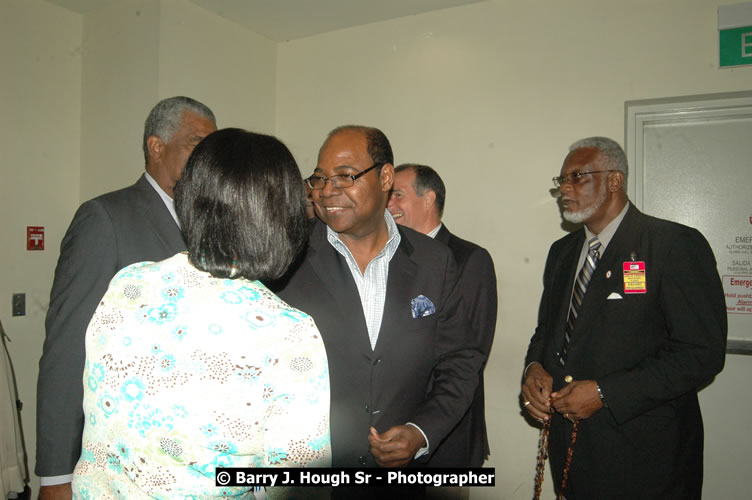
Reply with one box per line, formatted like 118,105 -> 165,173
36,96 -> 216,500
521,137 -> 726,499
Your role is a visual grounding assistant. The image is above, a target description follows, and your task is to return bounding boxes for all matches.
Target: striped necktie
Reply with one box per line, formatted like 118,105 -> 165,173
560,236 -> 602,365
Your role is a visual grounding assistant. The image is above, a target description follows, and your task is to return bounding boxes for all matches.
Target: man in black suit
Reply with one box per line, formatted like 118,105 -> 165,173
274,126 -> 484,479
36,96 -> 216,500
521,136 -> 727,499
388,163 -> 497,468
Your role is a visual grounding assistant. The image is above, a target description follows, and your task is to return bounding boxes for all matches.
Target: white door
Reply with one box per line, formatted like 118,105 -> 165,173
626,91 -> 752,499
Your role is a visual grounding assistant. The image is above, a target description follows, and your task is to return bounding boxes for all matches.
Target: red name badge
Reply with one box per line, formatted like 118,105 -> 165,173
623,261 -> 646,294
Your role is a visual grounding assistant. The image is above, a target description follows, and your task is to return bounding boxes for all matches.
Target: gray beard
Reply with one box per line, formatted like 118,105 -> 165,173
563,186 -> 607,224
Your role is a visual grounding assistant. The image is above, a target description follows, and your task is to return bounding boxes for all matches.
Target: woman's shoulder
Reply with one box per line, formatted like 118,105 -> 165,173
222,280 -> 324,344
111,252 -> 189,283
237,280 -> 315,320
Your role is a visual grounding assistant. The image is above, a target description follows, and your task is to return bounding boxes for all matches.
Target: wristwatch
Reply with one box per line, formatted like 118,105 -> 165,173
596,383 -> 608,408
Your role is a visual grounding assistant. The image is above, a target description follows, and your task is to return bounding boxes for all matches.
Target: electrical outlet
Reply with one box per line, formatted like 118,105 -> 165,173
12,293 -> 25,317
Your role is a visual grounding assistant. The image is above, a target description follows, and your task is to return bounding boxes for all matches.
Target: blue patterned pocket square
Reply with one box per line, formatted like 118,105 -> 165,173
411,295 -> 436,319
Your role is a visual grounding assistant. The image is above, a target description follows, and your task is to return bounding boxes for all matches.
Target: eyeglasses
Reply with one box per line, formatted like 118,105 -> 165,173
306,162 -> 383,190
552,170 -> 617,188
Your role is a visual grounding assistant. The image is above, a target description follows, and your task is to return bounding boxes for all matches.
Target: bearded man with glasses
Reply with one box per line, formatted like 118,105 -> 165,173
521,136 -> 727,499
274,125 -> 484,499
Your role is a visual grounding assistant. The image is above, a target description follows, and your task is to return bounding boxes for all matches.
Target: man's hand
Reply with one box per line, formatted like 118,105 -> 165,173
39,483 -> 72,500
521,362 -> 553,421
368,425 -> 426,468
551,379 -> 602,420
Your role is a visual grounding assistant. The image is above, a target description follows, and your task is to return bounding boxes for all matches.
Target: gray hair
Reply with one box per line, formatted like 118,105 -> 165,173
142,96 -> 215,162
569,136 -> 628,179
395,163 -> 446,217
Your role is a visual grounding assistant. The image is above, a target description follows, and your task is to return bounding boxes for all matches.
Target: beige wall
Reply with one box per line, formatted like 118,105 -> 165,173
159,0 -> 277,134
0,0 -> 82,495
2,0 -> 751,498
276,0 -> 751,498
80,0 -> 160,200
80,0 -> 277,201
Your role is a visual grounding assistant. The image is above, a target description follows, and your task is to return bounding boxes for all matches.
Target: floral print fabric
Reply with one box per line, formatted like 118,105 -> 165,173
72,253 -> 331,499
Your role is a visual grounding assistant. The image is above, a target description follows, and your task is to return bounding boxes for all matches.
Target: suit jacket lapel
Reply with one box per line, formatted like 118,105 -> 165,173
435,224 -> 451,246
375,232 -> 417,356
307,222 -> 372,354
133,175 -> 185,253
552,232 -> 584,349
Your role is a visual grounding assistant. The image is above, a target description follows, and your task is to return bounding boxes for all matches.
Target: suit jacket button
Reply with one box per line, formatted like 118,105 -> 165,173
564,375 -> 573,383
365,404 -> 369,413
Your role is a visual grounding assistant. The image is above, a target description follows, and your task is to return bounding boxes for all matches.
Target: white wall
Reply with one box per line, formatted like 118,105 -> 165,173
159,0 -> 277,134
80,0 -> 161,200
80,0 -> 277,201
0,0 -> 82,495
276,1 -> 752,498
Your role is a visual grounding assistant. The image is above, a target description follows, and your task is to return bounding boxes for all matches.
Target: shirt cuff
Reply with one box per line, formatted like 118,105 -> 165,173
406,422 -> 430,458
40,474 -> 73,486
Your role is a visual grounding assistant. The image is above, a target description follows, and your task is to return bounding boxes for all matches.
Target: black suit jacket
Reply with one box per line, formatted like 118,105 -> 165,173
525,204 -> 727,499
426,225 -> 497,468
36,175 -> 186,476
274,220 -> 485,467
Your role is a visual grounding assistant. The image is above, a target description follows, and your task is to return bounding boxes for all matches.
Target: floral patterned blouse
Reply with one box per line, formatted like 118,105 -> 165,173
72,253 -> 331,499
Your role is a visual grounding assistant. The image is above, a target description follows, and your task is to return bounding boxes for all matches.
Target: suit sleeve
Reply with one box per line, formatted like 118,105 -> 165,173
36,200 -> 119,476
524,242 -> 559,369
459,247 -> 498,358
598,227 -> 727,424
410,251 -> 486,451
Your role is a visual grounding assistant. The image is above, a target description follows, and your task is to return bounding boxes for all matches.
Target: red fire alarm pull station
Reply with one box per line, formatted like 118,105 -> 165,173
27,226 -> 44,250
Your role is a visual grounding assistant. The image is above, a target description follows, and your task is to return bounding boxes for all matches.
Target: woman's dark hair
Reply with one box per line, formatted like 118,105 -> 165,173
175,128 -> 308,281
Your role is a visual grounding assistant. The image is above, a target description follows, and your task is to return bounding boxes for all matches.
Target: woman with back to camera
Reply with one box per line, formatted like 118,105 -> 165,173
72,128 -> 331,499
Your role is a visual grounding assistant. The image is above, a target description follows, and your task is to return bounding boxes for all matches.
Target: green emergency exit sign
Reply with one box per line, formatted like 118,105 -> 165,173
719,3 -> 752,68
720,26 -> 752,67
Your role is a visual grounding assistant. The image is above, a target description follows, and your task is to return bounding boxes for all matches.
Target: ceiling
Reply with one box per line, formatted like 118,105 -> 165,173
45,0 -> 485,41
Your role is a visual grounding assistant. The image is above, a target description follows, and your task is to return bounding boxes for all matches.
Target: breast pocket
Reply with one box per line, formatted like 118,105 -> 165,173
404,314 -> 438,332
602,292 -> 649,325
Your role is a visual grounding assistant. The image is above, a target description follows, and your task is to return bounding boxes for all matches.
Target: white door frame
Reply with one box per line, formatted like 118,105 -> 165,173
625,91 -> 752,355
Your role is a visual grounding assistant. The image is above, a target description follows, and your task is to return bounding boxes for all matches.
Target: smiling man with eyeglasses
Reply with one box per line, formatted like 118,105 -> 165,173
521,136 -> 727,499
275,125 -> 484,499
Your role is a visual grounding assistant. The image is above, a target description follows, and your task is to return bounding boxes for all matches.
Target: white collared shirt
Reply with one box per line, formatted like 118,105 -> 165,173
144,171 -> 180,228
326,210 -> 401,350
426,223 -> 443,239
575,202 -> 630,275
